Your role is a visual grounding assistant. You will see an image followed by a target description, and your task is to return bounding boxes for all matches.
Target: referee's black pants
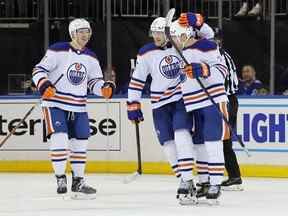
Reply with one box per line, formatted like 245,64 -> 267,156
223,94 -> 241,179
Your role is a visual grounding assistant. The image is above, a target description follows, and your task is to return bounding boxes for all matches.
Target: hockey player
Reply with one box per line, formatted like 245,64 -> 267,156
177,12 -> 213,199
127,14 -> 214,205
127,17 -> 196,205
32,18 -> 115,199
169,20 -> 229,204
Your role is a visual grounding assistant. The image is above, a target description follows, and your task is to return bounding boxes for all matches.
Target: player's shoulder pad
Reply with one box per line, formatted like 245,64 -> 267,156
83,48 -> 98,60
186,39 -> 217,52
138,42 -> 163,56
48,42 -> 70,52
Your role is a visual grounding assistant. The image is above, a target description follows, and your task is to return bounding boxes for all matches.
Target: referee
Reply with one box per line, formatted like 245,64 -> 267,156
214,28 -> 243,191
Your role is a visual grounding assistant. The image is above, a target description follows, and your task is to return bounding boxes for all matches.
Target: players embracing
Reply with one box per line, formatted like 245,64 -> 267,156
126,11 -> 226,205
168,12 -> 230,204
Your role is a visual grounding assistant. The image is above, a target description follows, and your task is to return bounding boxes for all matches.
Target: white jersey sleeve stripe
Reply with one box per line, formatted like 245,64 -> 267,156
88,79 -> 104,96
37,77 -> 49,90
213,64 -> 228,79
128,78 -> 145,91
32,73 -> 47,87
129,81 -> 145,89
128,77 -> 145,102
35,65 -> 50,73
88,78 -> 103,90
32,70 -> 46,77
88,77 -> 102,85
130,77 -> 146,84
32,66 -> 48,88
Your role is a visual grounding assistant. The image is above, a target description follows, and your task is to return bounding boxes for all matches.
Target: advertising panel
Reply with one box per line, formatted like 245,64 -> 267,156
0,99 -> 121,151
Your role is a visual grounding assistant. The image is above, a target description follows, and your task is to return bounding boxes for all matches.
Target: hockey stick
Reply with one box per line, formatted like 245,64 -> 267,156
104,67 -> 112,173
123,59 -> 142,183
164,8 -> 250,157
104,97 -> 111,173
135,121 -> 142,174
0,74 -> 64,148
123,121 -> 142,183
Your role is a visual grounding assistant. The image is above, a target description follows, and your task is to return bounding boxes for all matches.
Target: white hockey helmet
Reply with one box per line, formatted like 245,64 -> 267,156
150,17 -> 166,32
170,20 -> 195,38
69,18 -> 91,39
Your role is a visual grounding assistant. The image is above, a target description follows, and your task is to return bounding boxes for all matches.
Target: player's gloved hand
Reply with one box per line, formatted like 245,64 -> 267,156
183,63 -> 210,79
127,101 -> 144,123
101,81 -> 116,99
178,12 -> 204,29
39,79 -> 56,99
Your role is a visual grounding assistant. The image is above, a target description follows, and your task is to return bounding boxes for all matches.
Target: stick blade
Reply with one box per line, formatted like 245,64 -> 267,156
165,8 -> 175,27
122,171 -> 141,184
164,8 -> 175,40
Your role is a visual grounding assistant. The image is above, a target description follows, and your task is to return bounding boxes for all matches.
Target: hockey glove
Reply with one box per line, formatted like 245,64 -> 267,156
101,81 -> 116,99
38,79 -> 56,99
178,12 -> 204,29
183,63 -> 210,79
127,101 -> 144,122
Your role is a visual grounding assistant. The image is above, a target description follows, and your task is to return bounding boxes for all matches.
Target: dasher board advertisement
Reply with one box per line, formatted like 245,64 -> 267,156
0,98 -> 120,151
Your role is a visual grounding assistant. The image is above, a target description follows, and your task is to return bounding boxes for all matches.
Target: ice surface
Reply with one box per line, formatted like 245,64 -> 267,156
0,174 -> 287,216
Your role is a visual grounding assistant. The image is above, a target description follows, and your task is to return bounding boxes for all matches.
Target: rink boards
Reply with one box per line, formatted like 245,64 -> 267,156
0,96 -> 287,177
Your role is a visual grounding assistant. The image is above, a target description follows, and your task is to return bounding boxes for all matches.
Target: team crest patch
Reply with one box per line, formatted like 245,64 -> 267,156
67,63 -> 87,85
164,55 -> 173,64
159,55 -> 181,79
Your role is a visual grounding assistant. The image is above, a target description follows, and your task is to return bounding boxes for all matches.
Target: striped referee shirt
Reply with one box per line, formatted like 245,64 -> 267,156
220,49 -> 239,95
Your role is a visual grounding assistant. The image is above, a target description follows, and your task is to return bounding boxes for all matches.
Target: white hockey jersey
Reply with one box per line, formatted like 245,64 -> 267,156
180,39 -> 228,112
196,23 -> 215,40
32,42 -> 104,112
128,22 -> 215,109
128,43 -> 183,109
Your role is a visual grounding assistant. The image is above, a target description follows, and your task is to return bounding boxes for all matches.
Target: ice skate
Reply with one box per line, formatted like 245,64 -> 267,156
221,177 -> 244,191
206,185 -> 221,205
56,174 -> 67,194
234,2 -> 248,17
196,182 -> 209,198
248,3 -> 262,16
176,179 -> 197,205
71,177 -> 96,200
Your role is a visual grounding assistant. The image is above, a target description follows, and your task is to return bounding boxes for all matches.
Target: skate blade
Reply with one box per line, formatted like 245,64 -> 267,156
207,198 -> 220,206
123,172 -> 141,184
222,185 -> 244,191
178,195 -> 198,205
33,194 -> 70,201
58,194 -> 70,200
194,199 -> 219,206
71,192 -> 96,200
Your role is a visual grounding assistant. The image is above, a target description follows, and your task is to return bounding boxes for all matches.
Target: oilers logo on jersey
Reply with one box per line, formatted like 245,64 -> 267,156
67,63 -> 87,85
159,55 -> 182,79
